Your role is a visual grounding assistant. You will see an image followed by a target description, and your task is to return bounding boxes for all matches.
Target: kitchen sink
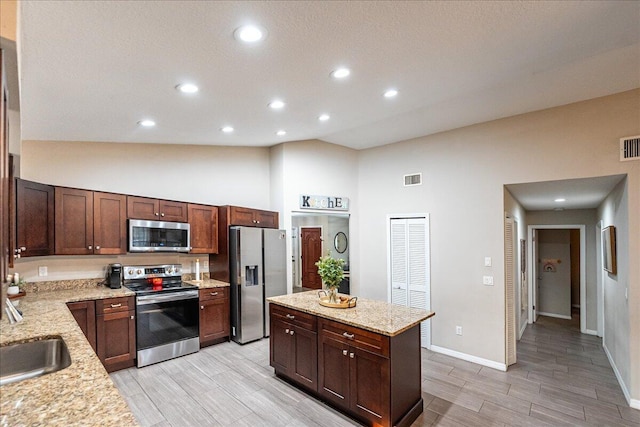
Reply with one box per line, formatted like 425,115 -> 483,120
0,337 -> 72,386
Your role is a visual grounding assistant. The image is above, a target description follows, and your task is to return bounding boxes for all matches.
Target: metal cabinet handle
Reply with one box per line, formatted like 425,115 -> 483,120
155,212 -> 160,216
130,315 -> 134,320
210,292 -> 218,296
95,245 -> 100,250
285,328 -> 290,334
161,213 -> 165,217
88,245 -> 92,250
342,350 -> 348,356
110,303 -> 122,308
20,247 -> 26,251
201,305 -> 204,310
342,332 -> 355,339
349,352 -> 354,359
286,314 -> 295,320
290,330 -> 294,336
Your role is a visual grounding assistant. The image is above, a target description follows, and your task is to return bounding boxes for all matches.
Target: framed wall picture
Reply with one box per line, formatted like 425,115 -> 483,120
602,226 -> 617,275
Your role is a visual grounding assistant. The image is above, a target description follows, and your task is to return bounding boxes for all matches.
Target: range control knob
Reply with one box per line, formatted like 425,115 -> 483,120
137,269 -> 142,275
175,267 -> 181,274
166,267 -> 173,274
128,269 -> 134,275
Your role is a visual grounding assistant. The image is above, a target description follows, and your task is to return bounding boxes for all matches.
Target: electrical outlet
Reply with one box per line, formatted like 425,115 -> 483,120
483,275 -> 493,286
38,266 -> 48,277
203,260 -> 209,270
484,257 -> 492,267
456,326 -> 463,336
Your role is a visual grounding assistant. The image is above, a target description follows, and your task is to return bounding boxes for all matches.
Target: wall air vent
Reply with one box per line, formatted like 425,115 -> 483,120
620,135 -> 640,161
403,173 -> 422,187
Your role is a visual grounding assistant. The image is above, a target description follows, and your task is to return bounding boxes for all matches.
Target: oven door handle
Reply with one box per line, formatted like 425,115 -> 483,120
136,291 -> 199,305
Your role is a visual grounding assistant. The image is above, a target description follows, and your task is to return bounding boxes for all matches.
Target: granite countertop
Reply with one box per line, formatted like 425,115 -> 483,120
183,279 -> 230,289
267,291 -> 435,336
0,286 -> 138,426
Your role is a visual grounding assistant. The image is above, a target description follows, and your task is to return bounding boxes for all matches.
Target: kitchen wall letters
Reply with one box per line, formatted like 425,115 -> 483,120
299,194 -> 349,211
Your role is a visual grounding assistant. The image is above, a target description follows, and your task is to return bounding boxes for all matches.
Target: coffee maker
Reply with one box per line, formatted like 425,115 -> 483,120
107,264 -> 122,289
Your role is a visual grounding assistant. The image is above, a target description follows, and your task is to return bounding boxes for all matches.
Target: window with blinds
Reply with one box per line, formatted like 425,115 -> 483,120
389,216 -> 431,348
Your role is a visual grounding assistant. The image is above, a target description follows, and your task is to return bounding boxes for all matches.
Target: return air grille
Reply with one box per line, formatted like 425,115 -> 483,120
403,173 -> 422,186
620,136 -> 640,161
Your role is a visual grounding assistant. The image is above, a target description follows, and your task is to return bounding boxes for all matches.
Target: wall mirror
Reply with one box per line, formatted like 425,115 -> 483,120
334,232 -> 348,253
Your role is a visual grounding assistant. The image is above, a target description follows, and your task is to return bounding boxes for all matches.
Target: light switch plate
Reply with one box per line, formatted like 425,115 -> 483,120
38,266 -> 48,277
484,257 -> 492,267
483,275 -> 493,286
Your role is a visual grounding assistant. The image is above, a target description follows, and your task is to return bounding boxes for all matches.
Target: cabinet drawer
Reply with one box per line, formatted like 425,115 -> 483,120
96,296 -> 134,314
270,304 -> 316,332
319,318 -> 389,357
199,287 -> 228,301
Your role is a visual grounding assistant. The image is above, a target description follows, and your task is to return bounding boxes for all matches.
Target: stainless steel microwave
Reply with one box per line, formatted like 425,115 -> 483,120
128,219 -> 190,253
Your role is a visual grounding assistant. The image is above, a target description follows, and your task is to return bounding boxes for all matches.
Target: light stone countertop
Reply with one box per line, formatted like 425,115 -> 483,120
183,279 -> 230,289
267,291 -> 435,336
0,285 -> 138,427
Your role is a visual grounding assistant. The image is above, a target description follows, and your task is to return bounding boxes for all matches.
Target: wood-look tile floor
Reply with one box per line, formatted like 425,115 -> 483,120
111,314 -> 640,426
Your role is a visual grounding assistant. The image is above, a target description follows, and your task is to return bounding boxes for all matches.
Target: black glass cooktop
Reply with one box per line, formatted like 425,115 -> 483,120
124,279 -> 198,295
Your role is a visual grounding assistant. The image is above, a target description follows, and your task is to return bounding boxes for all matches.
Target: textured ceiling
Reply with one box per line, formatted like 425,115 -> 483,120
17,1 -> 640,149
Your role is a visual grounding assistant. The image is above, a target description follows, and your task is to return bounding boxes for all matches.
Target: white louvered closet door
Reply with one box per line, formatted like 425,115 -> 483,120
390,216 -> 431,348
505,217 -> 517,366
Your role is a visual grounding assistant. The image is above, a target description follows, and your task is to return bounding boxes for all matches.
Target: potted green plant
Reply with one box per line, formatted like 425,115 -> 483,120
315,253 -> 345,303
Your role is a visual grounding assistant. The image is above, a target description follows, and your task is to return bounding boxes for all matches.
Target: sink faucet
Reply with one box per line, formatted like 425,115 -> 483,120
5,298 -> 23,323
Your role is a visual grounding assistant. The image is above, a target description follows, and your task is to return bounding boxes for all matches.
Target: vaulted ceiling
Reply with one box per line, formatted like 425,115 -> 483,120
17,1 -> 640,150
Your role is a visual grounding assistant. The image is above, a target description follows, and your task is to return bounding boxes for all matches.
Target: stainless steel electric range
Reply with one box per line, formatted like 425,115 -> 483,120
122,264 -> 199,367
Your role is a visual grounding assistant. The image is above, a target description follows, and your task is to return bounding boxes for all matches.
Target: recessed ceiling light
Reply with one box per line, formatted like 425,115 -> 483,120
331,68 -> 350,79
176,83 -> 199,93
221,126 -> 234,133
318,114 -> 330,122
269,100 -> 285,109
234,25 -> 264,43
383,89 -> 398,98
138,120 -> 156,127
276,130 -> 287,136
554,198 -> 566,202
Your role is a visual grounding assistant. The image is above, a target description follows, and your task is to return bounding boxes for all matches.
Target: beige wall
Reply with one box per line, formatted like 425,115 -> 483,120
356,89 -> 640,385
0,0 -> 17,41
21,140 -> 272,208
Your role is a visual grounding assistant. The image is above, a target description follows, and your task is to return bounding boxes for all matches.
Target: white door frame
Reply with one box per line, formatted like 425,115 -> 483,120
527,224 -> 589,334
596,220 -> 604,338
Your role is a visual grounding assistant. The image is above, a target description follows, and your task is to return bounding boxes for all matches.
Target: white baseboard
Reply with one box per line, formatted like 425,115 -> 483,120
603,342 -> 632,407
538,311 -> 572,320
583,328 -> 598,336
430,345 -> 507,372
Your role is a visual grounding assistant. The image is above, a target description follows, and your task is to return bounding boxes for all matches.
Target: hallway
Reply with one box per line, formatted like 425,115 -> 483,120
420,314 -> 639,425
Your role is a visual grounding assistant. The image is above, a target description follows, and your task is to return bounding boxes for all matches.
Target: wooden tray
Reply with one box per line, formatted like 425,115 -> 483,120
318,291 -> 357,309
7,291 -> 26,300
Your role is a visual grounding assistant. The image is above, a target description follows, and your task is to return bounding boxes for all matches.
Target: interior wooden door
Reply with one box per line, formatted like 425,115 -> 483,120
301,227 -> 322,289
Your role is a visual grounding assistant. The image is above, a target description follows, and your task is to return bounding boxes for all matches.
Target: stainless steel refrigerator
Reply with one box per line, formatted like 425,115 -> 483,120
229,226 -> 287,344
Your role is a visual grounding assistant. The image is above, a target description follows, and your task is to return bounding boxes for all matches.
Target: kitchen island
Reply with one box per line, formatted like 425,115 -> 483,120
267,291 -> 435,427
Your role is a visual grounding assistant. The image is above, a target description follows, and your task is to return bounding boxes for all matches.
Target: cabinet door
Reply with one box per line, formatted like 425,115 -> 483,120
270,317 -> 293,374
349,346 -> 390,425
55,187 -> 93,255
292,325 -> 317,391
229,206 -> 256,227
318,333 -> 351,408
189,204 -> 218,254
96,309 -> 136,372
199,296 -> 229,345
67,300 -> 97,352
15,179 -> 54,257
127,196 -> 159,220
93,192 -> 126,254
159,200 -> 188,222
255,210 -> 278,228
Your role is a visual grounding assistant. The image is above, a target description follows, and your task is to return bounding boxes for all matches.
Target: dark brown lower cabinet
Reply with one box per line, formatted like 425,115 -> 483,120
96,297 -> 136,372
199,288 -> 230,346
66,300 -> 97,352
270,305 -> 423,427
